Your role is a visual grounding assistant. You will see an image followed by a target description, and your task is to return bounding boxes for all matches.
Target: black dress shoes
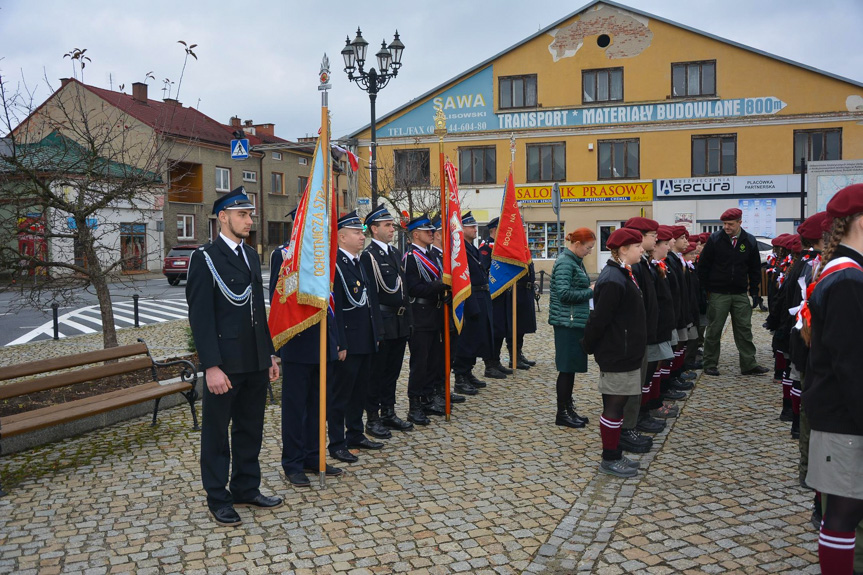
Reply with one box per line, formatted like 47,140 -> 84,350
210,505 -> 242,526
519,353 -> 537,366
332,449 -> 359,463
741,365 -> 770,375
484,366 -> 507,379
466,373 -> 487,388
234,493 -> 284,510
286,472 -> 311,487
380,407 -> 414,431
450,391 -> 466,403
366,419 -> 392,439
454,375 -> 478,395
348,437 -> 384,450
303,464 -> 344,477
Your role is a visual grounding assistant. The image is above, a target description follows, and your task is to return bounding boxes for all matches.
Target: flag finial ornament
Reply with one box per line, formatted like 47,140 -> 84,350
434,108 -> 447,140
319,54 -> 331,91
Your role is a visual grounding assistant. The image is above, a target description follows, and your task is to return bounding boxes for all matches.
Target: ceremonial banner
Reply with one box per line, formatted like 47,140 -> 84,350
269,135 -> 337,351
490,166 -> 531,299
443,160 -> 472,333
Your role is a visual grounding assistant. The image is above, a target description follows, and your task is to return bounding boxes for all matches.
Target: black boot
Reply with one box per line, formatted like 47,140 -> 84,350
519,353 -> 536,366
556,407 -> 585,428
380,406 -> 414,431
791,413 -> 800,439
779,398 -> 793,422
423,394 -> 446,417
365,409 -> 392,439
566,398 -> 590,425
407,396 -> 430,426
466,372 -> 487,388
454,374 -> 478,395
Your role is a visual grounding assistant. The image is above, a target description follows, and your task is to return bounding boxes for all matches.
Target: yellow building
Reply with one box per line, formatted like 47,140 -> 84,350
348,0 -> 863,273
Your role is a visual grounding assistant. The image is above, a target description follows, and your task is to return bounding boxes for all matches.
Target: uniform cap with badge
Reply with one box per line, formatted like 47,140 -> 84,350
461,211 -> 478,226
213,186 -> 255,214
337,210 -> 364,230
406,214 -> 435,232
364,204 -> 394,226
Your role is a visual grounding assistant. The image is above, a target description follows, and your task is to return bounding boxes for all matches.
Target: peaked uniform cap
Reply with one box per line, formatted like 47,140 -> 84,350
213,186 -> 254,214
487,217 -> 500,230
365,204 -> 394,225
461,211 -> 478,225
337,210 -> 364,230
407,213 -> 435,232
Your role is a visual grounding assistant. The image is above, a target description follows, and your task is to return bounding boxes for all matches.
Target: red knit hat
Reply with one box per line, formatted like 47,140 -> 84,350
797,212 -> 830,241
671,226 -> 689,240
721,208 -> 743,221
606,227 -> 643,249
624,216 -> 659,233
656,225 -> 674,242
826,184 -> 863,219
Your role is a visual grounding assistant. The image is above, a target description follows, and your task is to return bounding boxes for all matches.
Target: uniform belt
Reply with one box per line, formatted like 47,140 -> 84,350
379,304 -> 407,316
519,282 -> 534,289
472,284 -> 490,291
412,297 -> 441,308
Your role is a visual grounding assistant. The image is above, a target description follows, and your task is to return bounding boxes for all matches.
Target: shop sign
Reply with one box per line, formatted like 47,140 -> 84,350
379,65 -> 787,137
516,181 -> 652,204
655,174 -> 800,198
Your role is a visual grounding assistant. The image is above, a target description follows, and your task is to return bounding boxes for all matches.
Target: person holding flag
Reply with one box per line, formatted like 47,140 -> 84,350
431,215 -> 466,406
479,218 -> 513,379
452,211 -> 494,393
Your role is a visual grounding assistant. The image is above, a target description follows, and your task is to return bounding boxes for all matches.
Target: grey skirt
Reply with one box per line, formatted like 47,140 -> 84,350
647,341 -> 674,362
806,430 -> 863,498
598,368 -> 642,395
670,329 -> 679,346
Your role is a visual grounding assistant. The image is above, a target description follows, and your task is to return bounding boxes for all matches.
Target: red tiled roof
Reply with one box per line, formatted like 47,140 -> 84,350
75,79 -> 290,148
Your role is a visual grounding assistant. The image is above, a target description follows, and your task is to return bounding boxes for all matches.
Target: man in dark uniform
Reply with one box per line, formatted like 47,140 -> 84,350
453,212 -> 494,392
361,204 -> 414,437
479,218 -> 512,379
267,207 -> 297,286
505,262 -> 538,369
186,186 -> 282,527
328,210 -> 383,463
270,225 -> 344,488
404,214 -> 449,425
430,216 -> 467,405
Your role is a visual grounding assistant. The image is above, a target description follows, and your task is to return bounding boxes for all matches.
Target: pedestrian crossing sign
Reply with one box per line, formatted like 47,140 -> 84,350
231,139 -> 250,160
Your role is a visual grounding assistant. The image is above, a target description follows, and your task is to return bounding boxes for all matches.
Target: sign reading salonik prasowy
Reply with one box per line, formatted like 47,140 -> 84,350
380,66 -> 788,137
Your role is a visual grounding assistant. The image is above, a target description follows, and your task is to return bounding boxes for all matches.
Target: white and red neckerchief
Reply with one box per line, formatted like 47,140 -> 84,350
793,256 -> 863,330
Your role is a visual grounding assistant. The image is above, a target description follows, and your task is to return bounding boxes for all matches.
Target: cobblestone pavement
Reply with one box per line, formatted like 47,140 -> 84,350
0,304 -> 818,574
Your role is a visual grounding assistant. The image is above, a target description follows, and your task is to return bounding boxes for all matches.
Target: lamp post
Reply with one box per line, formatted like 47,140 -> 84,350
342,28 -> 405,208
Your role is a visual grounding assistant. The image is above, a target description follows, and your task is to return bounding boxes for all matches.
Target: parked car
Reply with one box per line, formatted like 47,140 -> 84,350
755,236 -> 774,265
163,244 -> 201,285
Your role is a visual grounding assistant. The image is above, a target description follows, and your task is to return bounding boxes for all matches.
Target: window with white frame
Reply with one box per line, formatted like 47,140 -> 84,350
527,222 -> 563,259
177,214 -> 194,240
299,157 -> 308,165
242,170 -> 257,182
215,167 -> 231,191
273,152 -> 282,161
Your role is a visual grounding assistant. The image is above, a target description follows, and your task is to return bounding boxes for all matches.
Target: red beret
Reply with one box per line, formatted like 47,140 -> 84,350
682,242 -> 698,255
797,212 -> 830,241
671,225 -> 689,239
785,234 -> 802,254
826,183 -> 863,219
624,217 -> 659,233
656,225 -> 674,242
696,233 -> 709,244
721,208 -> 743,221
606,227 -> 643,249
771,233 -> 789,247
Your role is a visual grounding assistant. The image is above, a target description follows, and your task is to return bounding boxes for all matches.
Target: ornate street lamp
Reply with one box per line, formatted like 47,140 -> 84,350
343,28 -> 405,208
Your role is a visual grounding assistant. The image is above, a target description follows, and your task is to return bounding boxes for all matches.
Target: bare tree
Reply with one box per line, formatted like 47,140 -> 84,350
0,46 -> 196,349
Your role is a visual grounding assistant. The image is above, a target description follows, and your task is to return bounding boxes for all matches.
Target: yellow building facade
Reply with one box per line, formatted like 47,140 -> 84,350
348,0 -> 863,273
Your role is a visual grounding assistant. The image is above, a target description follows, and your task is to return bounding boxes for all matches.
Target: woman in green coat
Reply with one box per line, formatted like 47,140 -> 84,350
548,227 -> 596,428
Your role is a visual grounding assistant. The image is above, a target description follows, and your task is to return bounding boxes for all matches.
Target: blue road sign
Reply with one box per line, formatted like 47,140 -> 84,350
231,139 -> 250,160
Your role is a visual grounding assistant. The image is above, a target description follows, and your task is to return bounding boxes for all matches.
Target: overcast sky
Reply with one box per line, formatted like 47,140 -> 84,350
2,0 -> 861,141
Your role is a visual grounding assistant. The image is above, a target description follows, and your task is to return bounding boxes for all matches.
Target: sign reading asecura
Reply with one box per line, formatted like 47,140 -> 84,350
379,66 -> 787,137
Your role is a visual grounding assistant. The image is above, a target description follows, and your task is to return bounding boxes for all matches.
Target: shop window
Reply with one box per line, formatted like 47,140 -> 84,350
527,222 -> 563,259
177,214 -> 195,240
459,147 -> 496,185
692,135 -> 736,176
526,142 -> 565,182
272,172 -> 284,194
583,68 -> 623,103
215,167 -> 231,192
672,61 -> 716,98
598,139 -> 639,180
120,223 -> 147,272
499,75 -> 537,110
394,149 -> 430,187
794,128 -> 841,173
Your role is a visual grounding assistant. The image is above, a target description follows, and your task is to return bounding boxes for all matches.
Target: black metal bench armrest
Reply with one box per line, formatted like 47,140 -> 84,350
151,358 -> 198,387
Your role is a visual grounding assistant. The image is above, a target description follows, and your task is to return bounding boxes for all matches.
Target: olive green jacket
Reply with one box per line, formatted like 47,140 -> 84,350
548,249 -> 593,329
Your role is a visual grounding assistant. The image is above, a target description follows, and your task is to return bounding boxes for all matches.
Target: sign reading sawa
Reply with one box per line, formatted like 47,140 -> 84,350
380,65 -> 788,137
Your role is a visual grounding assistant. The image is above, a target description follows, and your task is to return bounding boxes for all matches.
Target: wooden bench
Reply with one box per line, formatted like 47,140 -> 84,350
0,339 -> 199,495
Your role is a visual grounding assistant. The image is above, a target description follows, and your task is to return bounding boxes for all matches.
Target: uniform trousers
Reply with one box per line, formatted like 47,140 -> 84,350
408,329 -> 442,397
703,293 -> 758,371
281,361 -> 331,475
367,337 -> 407,411
329,353 -> 372,453
201,368 -> 268,509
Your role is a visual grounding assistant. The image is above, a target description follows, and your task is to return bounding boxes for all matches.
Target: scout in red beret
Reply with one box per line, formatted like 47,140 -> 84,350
797,212 -> 830,242
671,226 -> 689,240
826,183 -> 863,219
624,217 -> 659,233
656,226 -> 674,242
606,227 -> 643,249
771,233 -> 789,247
721,208 -> 743,221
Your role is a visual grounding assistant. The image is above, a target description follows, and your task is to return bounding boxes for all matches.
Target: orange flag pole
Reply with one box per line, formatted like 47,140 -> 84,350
318,56 -> 331,488
510,135 -> 518,373
434,110 -> 451,421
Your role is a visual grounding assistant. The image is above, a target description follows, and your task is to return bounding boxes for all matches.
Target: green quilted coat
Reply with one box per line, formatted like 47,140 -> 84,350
548,249 -> 593,329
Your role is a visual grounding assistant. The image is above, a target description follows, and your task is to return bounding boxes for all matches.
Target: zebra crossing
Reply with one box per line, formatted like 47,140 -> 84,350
7,272 -> 274,346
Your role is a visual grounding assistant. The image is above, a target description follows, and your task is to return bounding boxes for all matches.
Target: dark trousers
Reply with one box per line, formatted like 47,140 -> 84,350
201,369 -> 268,509
489,336 -> 504,364
367,336 -> 407,411
281,361 -> 332,475
408,329 -> 441,397
453,354 -> 477,375
328,353 -> 372,453
506,333 -> 526,358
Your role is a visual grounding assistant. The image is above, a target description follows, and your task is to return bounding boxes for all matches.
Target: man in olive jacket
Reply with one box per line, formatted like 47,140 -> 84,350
697,208 -> 768,376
